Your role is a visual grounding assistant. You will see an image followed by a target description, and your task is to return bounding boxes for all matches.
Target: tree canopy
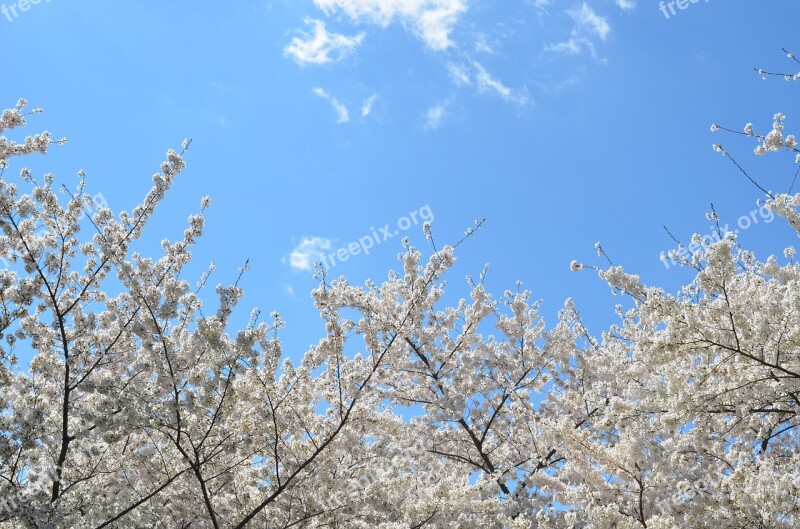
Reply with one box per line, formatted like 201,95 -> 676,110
1,52 -> 799,528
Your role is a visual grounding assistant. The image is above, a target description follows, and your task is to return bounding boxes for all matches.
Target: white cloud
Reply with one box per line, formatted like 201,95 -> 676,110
547,3 -> 610,57
288,237 -> 333,271
568,3 -> 610,41
473,62 -> 528,105
473,33 -> 495,54
361,93 -> 379,117
425,103 -> 447,129
444,62 -> 527,105
312,0 -> 467,51
615,0 -> 636,10
474,62 -> 511,99
546,34 -> 595,56
546,36 -> 582,55
285,18 -> 364,65
446,62 -> 471,86
312,87 -> 350,123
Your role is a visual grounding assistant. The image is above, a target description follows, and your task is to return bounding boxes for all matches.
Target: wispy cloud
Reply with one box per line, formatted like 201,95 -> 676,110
568,3 -> 610,41
361,93 -> 379,118
443,61 -> 529,105
547,3 -> 609,57
447,62 -> 528,105
312,87 -> 350,123
546,35 -> 594,56
312,0 -> 467,51
474,62 -> 511,99
614,0 -> 636,10
425,103 -> 447,130
287,237 -> 333,271
285,18 -> 364,65
473,32 -> 496,54
447,62 -> 471,86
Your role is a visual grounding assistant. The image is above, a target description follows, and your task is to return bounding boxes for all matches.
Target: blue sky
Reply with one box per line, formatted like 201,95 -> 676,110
2,0 -> 799,360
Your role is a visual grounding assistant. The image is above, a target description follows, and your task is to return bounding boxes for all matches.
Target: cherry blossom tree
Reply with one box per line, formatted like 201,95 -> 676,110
546,49 -> 800,528
0,99 -> 547,528
1,48 -> 799,529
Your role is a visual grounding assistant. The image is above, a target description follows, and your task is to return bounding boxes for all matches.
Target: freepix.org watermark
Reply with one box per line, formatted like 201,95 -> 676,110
319,205 -> 434,270
659,0 -> 710,19
2,0 -> 51,22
